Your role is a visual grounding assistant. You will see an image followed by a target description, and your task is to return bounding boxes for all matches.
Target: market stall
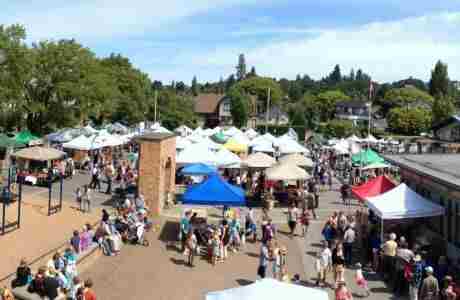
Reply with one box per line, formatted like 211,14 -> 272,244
351,148 -> 384,166
242,152 -> 276,169
206,278 -> 328,300
351,175 -> 396,202
278,153 -> 314,168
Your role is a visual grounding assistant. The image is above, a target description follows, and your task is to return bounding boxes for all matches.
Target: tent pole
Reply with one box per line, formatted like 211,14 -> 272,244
380,217 -> 384,243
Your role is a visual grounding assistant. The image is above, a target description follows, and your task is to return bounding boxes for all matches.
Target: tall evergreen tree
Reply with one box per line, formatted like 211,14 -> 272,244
432,94 -> 455,125
225,74 -> 236,91
355,69 -> 364,81
328,64 -> 342,84
429,60 -> 449,97
191,75 -> 198,96
349,69 -> 355,81
248,66 -> 257,78
236,54 -> 247,81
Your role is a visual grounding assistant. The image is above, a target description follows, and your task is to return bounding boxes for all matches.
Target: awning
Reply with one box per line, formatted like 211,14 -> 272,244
362,162 -> 391,170
366,183 -> 445,219
266,163 -> 311,181
206,278 -> 328,300
243,152 -> 276,168
352,176 -> 396,202
182,174 -> 246,206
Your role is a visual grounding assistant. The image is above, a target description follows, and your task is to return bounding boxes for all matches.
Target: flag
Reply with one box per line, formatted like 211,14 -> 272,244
369,80 -> 374,100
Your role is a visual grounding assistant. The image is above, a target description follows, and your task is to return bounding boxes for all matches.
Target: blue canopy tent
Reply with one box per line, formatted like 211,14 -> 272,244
182,174 -> 246,206
180,163 -> 217,175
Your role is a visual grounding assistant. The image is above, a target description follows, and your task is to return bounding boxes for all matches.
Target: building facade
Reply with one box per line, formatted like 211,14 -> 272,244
335,100 -> 370,122
433,115 -> 460,142
385,154 -> 460,259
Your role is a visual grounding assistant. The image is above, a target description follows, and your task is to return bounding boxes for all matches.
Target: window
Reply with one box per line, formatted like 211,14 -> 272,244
452,126 -> 460,141
223,102 -> 231,113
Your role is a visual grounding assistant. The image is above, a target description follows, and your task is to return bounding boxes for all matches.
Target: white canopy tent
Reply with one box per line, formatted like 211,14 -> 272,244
363,134 -> 378,143
266,163 -> 311,181
244,128 -> 259,139
215,148 -> 241,168
252,141 -> 275,153
278,140 -> 309,154
362,162 -> 391,170
206,278 -> 328,300
231,132 -> 250,145
175,125 -> 193,137
224,126 -> 243,138
63,135 -> 102,151
194,138 -> 222,151
347,134 -> 362,143
366,183 -> 445,220
176,136 -> 192,150
176,143 -> 219,166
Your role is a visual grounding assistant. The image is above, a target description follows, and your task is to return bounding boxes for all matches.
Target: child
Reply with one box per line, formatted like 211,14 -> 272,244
315,251 -> 322,286
280,266 -> 290,283
355,263 -> 370,297
301,209 -> 311,238
70,230 -> 81,254
211,232 -> 220,266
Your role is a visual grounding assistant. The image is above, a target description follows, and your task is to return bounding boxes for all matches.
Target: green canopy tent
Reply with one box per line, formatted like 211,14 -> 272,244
0,134 -> 25,149
14,130 -> 41,146
351,149 -> 385,166
211,132 -> 227,144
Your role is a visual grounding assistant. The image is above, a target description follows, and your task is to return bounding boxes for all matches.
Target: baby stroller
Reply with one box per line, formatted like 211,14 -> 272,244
126,222 -> 149,246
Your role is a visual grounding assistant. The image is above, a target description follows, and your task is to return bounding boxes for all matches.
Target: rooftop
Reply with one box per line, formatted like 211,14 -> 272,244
384,154 -> 460,190
134,132 -> 176,142
193,93 -> 225,114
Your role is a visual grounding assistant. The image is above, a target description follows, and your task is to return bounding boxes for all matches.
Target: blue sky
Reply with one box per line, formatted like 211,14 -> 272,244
3,0 -> 460,84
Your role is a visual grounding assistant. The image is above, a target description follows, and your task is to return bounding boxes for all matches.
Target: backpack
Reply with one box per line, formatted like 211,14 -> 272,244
28,276 -> 45,296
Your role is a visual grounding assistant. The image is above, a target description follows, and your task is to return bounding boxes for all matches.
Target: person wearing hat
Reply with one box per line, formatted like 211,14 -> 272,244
407,255 -> 424,300
420,266 -> 439,300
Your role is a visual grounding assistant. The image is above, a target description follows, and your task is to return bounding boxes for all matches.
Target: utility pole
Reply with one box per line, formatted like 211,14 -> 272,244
154,90 -> 158,123
265,88 -> 271,133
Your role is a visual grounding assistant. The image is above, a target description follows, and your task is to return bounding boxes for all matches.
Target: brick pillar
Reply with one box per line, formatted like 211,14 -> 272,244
136,133 -> 176,217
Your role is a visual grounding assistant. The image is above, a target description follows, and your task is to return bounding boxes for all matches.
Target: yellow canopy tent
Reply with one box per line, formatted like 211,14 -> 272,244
223,138 -> 248,153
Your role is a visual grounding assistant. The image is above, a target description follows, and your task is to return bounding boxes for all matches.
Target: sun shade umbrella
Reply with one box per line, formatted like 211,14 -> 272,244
211,131 -> 227,144
278,153 -> 314,168
265,163 -> 311,181
243,152 -> 276,168
12,146 -> 65,161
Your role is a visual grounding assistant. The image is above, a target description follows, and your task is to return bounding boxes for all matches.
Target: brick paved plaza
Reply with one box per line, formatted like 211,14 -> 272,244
80,179 -> 398,300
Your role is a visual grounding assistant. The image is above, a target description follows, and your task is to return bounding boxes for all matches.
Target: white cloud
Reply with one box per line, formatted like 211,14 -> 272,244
3,0 -> 255,41
178,11 -> 460,83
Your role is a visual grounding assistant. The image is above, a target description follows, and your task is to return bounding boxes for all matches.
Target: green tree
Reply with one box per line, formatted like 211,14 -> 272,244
387,107 -> 432,135
383,86 -> 433,109
432,94 -> 455,125
325,119 -> 354,138
315,90 -> 350,121
328,64 -> 342,84
153,90 -> 197,129
234,76 -> 283,106
429,60 -> 449,97
236,54 -> 247,81
225,74 -> 236,91
191,76 -> 199,96
248,66 -> 257,78
227,87 -> 249,127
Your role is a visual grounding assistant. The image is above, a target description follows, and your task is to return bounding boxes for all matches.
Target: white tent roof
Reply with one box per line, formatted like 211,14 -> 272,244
63,135 -> 101,151
89,133 -> 124,147
231,132 -> 250,145
194,138 -> 222,151
266,163 -> 311,181
175,125 -> 193,137
278,140 -> 309,154
243,152 -> 276,168
176,136 -> 192,150
153,126 -> 171,134
363,134 -> 378,143
366,183 -> 445,220
176,143 -> 219,166
215,148 -> 241,168
244,128 -> 259,139
224,126 -> 243,137
347,134 -> 362,143
206,278 -> 328,300
261,133 -> 277,143
332,139 -> 350,154
252,141 -> 275,153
